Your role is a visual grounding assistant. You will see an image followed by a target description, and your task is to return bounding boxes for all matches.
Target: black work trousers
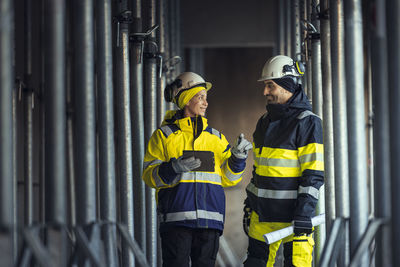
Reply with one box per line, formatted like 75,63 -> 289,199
160,226 -> 220,267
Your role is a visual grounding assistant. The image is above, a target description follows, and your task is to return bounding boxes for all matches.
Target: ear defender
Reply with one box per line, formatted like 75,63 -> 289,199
295,61 -> 305,76
164,78 -> 182,102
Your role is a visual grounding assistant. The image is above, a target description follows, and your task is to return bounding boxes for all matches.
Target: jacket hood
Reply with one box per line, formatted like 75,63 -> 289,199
161,109 -> 208,133
266,85 -> 311,120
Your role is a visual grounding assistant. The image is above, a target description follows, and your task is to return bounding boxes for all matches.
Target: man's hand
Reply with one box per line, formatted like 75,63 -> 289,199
171,156 -> 201,173
293,217 -> 313,236
231,133 -> 253,159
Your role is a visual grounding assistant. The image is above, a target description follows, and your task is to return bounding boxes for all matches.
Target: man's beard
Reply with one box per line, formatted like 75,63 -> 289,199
266,95 -> 277,104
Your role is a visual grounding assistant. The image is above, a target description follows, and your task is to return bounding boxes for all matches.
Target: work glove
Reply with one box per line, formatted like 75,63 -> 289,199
231,133 -> 253,159
242,198 -> 252,236
293,217 -> 313,236
171,156 -> 201,173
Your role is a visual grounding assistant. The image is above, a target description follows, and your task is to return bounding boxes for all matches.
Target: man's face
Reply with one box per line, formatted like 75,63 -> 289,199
184,89 -> 208,117
263,80 -> 293,105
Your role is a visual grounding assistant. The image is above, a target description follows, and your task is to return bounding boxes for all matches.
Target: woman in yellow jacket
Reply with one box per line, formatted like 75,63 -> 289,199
142,72 -> 252,267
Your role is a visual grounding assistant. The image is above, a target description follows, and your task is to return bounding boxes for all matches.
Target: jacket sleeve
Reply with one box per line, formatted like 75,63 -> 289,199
220,134 -> 245,187
142,129 -> 179,189
294,115 -> 325,220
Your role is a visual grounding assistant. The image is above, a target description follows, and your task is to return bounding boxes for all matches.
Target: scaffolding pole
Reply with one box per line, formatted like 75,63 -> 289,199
320,0 -> 336,234
386,0 -> 400,264
0,0 -> 15,265
143,1 -> 158,265
330,0 -> 350,265
344,1 -> 369,266
130,0 -> 147,261
310,0 -> 325,262
115,0 -> 135,266
96,0 -> 118,265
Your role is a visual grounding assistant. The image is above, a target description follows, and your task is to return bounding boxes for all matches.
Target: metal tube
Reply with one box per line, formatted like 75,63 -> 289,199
370,0 -> 392,266
72,0 -> 96,225
320,0 -> 336,235
144,0 -> 158,266
386,0 -> 400,264
285,0 -> 292,57
44,0 -> 67,225
306,0 -> 313,99
330,0 -> 350,265
157,0 -> 166,125
24,0 -> 33,226
292,0 -> 301,60
96,0 -> 118,265
115,1 -> 135,266
329,0 -> 350,266
344,0 -> 369,265
276,0 -> 285,55
310,0 -> 325,262
130,0 -> 147,258
0,0 -> 15,228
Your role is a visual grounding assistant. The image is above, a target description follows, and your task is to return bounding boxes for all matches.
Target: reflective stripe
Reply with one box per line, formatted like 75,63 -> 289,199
181,172 -> 221,184
298,186 -> 319,199
143,159 -> 163,170
222,161 -> 242,181
160,125 -> 174,137
298,143 -> 324,156
299,153 -> 324,164
255,156 -> 300,168
152,166 -> 168,187
160,210 -> 224,223
297,110 -> 319,120
211,128 -> 220,138
247,182 -> 298,199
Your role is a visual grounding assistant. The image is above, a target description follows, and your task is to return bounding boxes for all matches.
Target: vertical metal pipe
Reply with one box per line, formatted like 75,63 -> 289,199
174,0 -> 182,74
306,0 -> 313,99
130,0 -> 147,258
65,0 -> 76,229
44,0 -> 67,225
320,0 -> 335,234
97,0 -> 118,266
72,0 -> 96,225
24,0 -> 33,226
310,0 -> 325,262
386,0 -> 400,264
157,0 -> 166,125
330,0 -> 350,265
292,0 -> 301,60
370,1 -> 392,266
115,1 -> 135,266
285,0 -> 292,57
24,93 -> 33,225
344,1 -> 369,265
0,0 -> 15,228
144,1 -> 158,265
276,0 -> 285,55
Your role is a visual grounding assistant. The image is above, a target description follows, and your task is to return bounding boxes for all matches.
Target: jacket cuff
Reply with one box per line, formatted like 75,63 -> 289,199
228,154 -> 246,173
158,161 -> 178,184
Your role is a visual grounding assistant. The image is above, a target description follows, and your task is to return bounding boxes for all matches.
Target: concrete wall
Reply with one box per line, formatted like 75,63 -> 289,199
202,47 -> 273,261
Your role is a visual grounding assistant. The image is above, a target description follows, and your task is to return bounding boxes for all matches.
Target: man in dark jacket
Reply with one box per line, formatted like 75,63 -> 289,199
243,55 -> 324,267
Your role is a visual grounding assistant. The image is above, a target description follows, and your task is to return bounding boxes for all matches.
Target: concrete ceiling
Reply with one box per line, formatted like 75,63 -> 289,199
181,0 -> 277,48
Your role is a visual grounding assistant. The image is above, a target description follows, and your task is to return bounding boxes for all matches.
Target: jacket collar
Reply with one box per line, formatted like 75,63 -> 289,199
162,109 -> 208,133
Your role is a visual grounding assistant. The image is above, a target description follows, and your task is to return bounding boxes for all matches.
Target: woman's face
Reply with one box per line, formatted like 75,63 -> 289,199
184,90 -> 208,117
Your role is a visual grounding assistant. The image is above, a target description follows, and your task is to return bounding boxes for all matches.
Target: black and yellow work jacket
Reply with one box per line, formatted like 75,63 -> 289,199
246,87 -> 324,223
143,110 -> 245,233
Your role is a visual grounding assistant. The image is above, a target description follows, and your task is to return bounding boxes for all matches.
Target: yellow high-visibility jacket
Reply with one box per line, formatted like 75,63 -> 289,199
143,110 -> 245,232
246,87 -> 324,225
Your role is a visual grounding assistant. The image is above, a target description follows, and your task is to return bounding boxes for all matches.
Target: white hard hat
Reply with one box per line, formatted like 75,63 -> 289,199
176,72 -> 212,91
164,72 -> 212,103
258,55 -> 305,82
